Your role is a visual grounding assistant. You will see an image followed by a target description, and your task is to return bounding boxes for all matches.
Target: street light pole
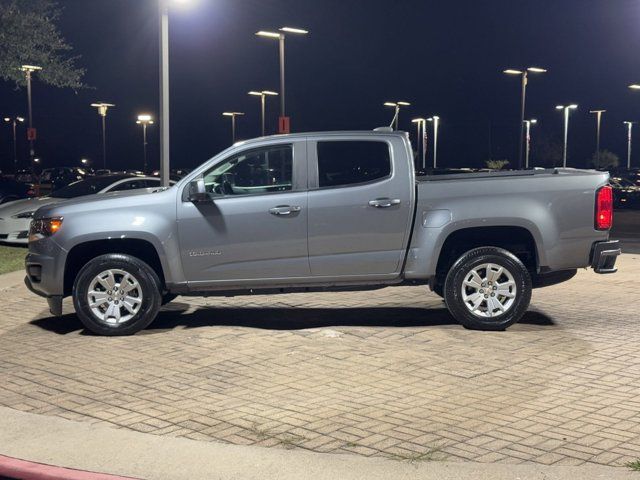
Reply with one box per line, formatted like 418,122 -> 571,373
222,112 -> 244,144
20,65 -> 42,166
90,103 -> 115,169
523,119 -> 537,169
4,116 -> 25,173
624,121 -> 635,170
256,27 -> 308,134
159,1 -> 171,187
136,114 -> 154,173
248,91 -> 278,136
384,101 -> 411,130
411,118 -> 427,171
589,110 -> 606,164
504,67 -> 547,170
556,104 -> 578,168
428,116 -> 440,168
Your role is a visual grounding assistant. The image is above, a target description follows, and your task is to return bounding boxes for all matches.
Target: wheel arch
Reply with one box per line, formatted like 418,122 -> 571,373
64,238 -> 166,296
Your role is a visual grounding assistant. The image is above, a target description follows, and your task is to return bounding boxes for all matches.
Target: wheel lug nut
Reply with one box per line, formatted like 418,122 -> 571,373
108,297 -> 112,301
491,293 -> 495,297
480,289 -> 484,293
115,300 -> 119,305
107,291 -> 111,295
493,286 -> 497,290
484,294 -> 488,298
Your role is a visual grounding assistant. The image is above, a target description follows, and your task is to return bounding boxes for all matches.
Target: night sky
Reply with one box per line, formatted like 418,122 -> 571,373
2,0 -> 640,172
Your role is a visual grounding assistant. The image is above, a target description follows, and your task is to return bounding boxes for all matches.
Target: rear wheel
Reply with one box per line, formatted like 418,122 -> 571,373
72,254 -> 162,336
443,247 -> 531,331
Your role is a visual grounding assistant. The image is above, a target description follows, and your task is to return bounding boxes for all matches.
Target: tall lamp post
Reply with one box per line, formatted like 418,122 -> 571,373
136,114 -> 154,174
3,116 -> 25,173
248,90 -> 278,136
20,65 -> 42,166
222,112 -> 244,144
90,102 -> 115,169
589,109 -> 606,164
256,27 -> 308,134
384,101 -> 411,130
624,121 -> 636,170
411,118 -> 427,171
427,116 -> 440,168
503,67 -> 547,170
556,104 -> 578,168
523,118 -> 537,169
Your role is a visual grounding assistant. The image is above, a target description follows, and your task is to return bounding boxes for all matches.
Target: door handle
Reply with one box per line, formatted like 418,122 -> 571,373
269,205 -> 302,216
368,198 -> 401,208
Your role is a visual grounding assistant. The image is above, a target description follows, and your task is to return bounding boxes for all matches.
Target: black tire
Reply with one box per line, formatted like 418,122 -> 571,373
72,253 -> 162,336
161,292 -> 178,306
443,247 -> 532,331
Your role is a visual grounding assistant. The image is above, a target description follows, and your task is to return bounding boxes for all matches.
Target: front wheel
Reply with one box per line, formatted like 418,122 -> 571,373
443,247 -> 532,331
72,254 -> 162,336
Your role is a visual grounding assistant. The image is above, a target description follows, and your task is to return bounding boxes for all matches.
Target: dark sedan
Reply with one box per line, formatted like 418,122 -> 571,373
0,177 -> 36,204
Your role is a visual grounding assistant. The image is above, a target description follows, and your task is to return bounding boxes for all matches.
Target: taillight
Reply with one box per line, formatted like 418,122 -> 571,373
595,185 -> 613,230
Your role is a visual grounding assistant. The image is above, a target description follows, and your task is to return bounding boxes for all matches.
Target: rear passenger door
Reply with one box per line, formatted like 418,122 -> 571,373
307,136 -> 414,278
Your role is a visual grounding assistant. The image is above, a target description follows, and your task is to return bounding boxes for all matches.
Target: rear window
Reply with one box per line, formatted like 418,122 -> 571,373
317,141 -> 391,188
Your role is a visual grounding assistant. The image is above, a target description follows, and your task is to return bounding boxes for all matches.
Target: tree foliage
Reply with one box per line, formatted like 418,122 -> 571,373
590,150 -> 619,170
0,0 -> 85,89
485,159 -> 510,170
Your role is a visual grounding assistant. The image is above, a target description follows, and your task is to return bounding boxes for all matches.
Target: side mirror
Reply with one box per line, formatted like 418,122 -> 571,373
188,178 -> 210,203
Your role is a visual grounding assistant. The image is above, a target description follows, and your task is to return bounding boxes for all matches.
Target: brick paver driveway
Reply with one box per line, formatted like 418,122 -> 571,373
1,254 -> 639,467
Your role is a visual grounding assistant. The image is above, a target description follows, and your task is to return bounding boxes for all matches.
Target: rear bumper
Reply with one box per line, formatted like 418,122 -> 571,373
591,240 -> 621,274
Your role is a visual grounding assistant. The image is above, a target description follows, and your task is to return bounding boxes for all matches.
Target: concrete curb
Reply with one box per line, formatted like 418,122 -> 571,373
0,454 -> 140,480
0,407 -> 636,480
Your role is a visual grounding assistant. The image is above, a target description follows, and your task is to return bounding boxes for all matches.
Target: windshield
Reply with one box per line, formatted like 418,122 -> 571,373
51,176 -> 126,199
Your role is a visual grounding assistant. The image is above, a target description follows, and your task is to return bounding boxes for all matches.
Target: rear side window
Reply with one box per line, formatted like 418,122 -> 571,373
317,141 -> 391,188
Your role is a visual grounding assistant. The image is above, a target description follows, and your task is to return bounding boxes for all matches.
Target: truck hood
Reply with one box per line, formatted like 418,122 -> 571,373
34,187 -> 174,219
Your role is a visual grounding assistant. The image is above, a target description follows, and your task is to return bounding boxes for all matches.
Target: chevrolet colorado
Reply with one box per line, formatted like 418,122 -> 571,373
25,130 -> 620,335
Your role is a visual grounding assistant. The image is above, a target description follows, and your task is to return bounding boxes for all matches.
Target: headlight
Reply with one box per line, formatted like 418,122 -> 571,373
29,217 -> 63,240
12,211 -> 35,219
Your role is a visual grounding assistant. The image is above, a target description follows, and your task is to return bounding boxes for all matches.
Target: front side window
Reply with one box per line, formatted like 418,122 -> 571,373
203,145 -> 293,196
317,141 -> 391,188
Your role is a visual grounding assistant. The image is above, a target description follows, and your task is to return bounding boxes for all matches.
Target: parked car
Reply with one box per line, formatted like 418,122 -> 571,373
14,169 -> 37,184
610,177 -> 640,208
0,177 -> 36,204
25,130 -> 619,336
0,175 -> 171,244
38,167 -> 89,195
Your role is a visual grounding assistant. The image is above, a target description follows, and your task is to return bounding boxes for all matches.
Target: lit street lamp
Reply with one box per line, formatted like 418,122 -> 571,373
256,27 -> 308,134
3,116 -> 25,172
136,114 -> 155,174
384,101 -> 411,130
523,119 -> 537,169
411,118 -> 427,171
427,116 -> 440,168
503,67 -> 547,169
624,121 -> 636,170
248,90 -> 278,136
20,65 -> 42,165
80,158 -> 90,166
589,110 -> 606,165
556,104 -> 578,168
222,112 -> 244,144
91,102 -> 115,169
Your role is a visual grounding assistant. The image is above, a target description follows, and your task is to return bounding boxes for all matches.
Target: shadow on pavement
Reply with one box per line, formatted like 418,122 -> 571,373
30,305 -> 555,335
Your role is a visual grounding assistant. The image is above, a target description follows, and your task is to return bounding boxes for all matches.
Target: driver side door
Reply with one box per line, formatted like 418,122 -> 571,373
177,141 -> 310,286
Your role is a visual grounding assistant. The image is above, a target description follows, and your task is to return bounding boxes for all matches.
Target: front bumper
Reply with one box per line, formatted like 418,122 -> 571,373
591,240 -> 621,274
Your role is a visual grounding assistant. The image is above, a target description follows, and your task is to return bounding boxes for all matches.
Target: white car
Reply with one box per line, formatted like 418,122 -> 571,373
0,175 -> 169,244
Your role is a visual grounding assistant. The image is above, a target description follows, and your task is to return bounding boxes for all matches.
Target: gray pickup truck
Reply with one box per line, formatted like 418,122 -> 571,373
25,130 -> 620,336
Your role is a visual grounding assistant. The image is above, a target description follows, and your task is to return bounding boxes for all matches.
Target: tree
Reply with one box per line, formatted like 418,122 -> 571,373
0,0 -> 85,89
485,159 -> 510,170
590,150 -> 619,170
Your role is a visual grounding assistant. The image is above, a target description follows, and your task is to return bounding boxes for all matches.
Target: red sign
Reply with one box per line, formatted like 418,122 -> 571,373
27,128 -> 37,141
278,116 -> 290,134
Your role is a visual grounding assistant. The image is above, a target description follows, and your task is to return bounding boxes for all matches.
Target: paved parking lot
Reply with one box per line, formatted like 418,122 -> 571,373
1,254 -> 639,467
